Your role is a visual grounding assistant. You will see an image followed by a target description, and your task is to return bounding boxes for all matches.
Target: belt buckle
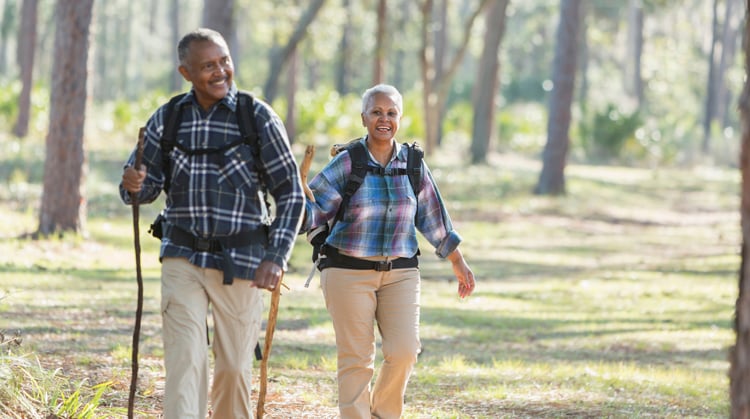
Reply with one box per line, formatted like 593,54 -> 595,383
194,237 -> 212,252
375,260 -> 392,272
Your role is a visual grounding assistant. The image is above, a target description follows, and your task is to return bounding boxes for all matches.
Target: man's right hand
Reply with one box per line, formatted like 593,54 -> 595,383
122,165 -> 147,193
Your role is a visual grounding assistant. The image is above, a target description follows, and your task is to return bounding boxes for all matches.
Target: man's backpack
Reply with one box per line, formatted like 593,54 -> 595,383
159,91 -> 259,194
308,139 -> 424,264
149,91 -> 267,240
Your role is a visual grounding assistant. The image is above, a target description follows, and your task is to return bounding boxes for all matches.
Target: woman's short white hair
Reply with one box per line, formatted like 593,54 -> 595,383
361,84 -> 403,114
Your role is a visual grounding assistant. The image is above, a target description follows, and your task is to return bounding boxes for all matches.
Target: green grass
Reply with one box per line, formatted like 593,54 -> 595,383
0,130 -> 739,417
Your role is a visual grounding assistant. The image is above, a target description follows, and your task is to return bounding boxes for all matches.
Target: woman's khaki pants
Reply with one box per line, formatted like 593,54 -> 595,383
160,257 -> 263,419
321,265 -> 421,419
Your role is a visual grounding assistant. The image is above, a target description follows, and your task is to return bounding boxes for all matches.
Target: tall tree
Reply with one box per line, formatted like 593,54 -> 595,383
0,0 -> 16,76
373,0 -> 387,84
702,0 -> 722,153
419,0 -> 491,155
38,0 -> 94,235
263,0 -> 326,103
335,0 -> 353,94
202,0 -> 237,59
470,0 -> 509,164
732,2 -> 750,415
169,0 -> 183,93
534,0 -> 582,195
285,38 -> 299,143
716,0 -> 742,127
625,0 -> 644,105
12,0 -> 37,138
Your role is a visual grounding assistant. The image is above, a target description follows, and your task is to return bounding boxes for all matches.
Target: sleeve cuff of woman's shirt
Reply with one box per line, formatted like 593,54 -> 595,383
435,231 -> 462,259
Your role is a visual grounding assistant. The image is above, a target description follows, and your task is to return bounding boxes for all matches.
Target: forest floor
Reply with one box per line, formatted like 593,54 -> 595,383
0,132 -> 740,418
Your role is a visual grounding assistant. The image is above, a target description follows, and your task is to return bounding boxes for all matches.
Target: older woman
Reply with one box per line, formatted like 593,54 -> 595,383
302,84 -> 475,418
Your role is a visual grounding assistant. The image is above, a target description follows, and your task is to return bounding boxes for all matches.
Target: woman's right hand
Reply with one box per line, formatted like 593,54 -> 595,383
122,165 -> 147,193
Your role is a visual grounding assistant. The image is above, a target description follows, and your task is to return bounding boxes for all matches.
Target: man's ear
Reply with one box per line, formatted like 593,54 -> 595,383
178,65 -> 191,82
361,113 -> 365,127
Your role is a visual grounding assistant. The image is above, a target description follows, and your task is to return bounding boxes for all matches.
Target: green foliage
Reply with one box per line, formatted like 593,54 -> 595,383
0,81 -> 20,126
290,89 -> 362,145
579,103 -> 642,163
442,100 -> 473,136
0,342 -> 115,418
496,102 -> 548,153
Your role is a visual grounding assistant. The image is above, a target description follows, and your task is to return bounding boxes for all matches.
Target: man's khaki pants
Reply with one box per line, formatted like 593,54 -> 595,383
161,257 -> 263,419
321,265 -> 421,419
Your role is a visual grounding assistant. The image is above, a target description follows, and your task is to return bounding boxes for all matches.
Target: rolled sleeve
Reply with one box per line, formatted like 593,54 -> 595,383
434,230 -> 462,259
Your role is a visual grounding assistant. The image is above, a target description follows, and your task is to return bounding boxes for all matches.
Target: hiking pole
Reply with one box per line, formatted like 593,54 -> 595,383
256,145 -> 315,419
127,127 -> 146,419
256,272 -> 282,419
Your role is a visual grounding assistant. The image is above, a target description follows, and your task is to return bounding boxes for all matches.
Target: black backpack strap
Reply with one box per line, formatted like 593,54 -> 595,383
160,91 -> 260,194
236,91 -> 259,156
405,141 -> 423,195
332,141 -> 369,227
160,93 -> 187,193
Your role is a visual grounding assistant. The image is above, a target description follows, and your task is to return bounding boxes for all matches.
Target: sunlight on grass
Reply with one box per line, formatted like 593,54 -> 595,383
0,130 -> 740,417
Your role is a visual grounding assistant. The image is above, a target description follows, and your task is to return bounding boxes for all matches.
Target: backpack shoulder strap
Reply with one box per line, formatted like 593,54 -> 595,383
160,93 -> 188,193
405,141 -> 424,195
332,140 -> 369,225
235,91 -> 259,155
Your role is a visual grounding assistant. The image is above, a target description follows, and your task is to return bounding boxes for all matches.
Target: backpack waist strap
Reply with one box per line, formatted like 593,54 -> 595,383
165,226 -> 268,284
319,246 -> 418,271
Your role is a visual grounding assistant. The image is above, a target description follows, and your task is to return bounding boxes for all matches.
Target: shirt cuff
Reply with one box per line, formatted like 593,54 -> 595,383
263,246 -> 290,271
435,230 -> 462,259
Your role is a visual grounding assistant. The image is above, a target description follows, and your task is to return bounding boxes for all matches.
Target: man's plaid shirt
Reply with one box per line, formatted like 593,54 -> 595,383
120,85 -> 304,279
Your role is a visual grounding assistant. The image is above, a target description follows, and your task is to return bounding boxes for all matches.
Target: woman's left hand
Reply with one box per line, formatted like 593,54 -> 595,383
447,249 -> 475,298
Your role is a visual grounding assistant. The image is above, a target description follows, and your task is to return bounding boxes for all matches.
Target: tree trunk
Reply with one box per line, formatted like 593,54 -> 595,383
335,0 -> 353,94
730,4 -> 750,417
285,45 -> 298,143
38,0 -> 94,236
0,0 -> 16,76
702,0 -> 721,153
202,0 -> 237,59
717,0 -> 742,128
373,0 -> 387,84
13,0 -> 37,138
470,0 -> 509,164
263,0 -> 326,103
625,0 -> 644,106
534,0 -> 582,196
170,0 -> 183,92
391,0 -> 413,90
419,0 -> 491,155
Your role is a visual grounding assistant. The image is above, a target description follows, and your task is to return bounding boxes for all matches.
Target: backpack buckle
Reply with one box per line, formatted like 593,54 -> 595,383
194,237 -> 213,252
375,260 -> 392,272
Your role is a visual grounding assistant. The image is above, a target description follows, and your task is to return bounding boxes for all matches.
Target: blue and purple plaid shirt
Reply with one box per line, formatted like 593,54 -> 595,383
303,137 -> 461,259
120,85 -> 304,279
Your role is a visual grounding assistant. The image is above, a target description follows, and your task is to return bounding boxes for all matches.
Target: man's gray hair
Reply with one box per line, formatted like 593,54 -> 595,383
177,28 -> 228,65
361,84 -> 403,114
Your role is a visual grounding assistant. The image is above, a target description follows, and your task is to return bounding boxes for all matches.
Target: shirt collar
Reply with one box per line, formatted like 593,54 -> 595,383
362,136 -> 407,164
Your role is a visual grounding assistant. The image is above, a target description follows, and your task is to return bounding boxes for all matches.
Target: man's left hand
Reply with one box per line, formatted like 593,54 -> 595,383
252,260 -> 283,291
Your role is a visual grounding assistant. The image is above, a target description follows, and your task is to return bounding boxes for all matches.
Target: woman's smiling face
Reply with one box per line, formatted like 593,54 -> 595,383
361,92 -> 401,143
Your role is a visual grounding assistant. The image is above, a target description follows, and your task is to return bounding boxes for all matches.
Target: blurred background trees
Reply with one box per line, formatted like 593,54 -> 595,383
0,0 -> 744,231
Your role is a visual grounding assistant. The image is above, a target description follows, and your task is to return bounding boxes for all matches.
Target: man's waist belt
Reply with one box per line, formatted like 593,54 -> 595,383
320,246 -> 418,271
166,226 -> 268,284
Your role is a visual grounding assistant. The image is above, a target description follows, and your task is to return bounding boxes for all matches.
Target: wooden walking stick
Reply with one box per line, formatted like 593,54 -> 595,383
127,127 -> 146,419
256,145 -> 315,419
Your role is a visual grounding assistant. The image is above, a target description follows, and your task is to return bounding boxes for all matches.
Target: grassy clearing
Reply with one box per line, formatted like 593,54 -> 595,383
0,131 -> 739,418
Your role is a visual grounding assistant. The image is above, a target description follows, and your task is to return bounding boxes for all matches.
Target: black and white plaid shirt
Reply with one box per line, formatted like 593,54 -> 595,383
120,85 -> 304,279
